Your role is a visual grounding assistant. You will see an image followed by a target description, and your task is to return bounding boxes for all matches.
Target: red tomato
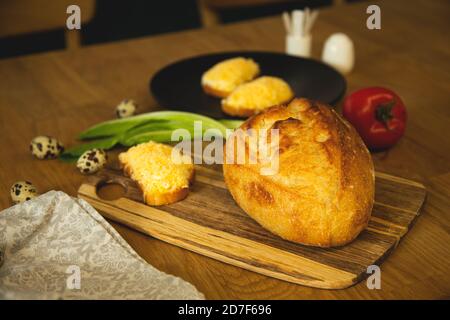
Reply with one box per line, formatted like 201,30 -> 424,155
342,87 -> 407,150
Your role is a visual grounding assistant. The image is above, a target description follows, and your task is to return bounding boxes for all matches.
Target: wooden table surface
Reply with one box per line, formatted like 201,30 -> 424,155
0,0 -> 449,299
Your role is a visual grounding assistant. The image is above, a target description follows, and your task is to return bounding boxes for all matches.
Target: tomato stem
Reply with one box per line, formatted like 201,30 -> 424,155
375,99 -> 395,127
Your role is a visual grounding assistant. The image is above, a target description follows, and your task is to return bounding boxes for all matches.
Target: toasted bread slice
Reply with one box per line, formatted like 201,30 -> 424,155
221,76 -> 294,117
201,57 -> 260,98
118,141 -> 194,206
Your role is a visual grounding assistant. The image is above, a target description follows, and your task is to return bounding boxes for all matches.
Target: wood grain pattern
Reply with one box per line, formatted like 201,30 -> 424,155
78,165 -> 426,289
1,0 -> 449,299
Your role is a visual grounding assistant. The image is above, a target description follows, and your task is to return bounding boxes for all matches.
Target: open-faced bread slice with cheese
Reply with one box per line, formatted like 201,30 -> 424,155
221,76 -> 294,117
201,57 -> 260,98
119,141 -> 195,206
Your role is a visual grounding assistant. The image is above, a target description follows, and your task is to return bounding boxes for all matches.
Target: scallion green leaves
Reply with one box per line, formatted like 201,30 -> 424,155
61,111 -> 243,161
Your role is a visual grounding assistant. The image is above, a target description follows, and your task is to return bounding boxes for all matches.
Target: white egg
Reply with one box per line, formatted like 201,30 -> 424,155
322,33 -> 355,75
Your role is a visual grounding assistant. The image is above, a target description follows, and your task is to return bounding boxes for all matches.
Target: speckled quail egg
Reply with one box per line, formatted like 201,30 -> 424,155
10,181 -> 38,203
30,136 -> 64,159
116,99 -> 137,118
77,149 -> 107,174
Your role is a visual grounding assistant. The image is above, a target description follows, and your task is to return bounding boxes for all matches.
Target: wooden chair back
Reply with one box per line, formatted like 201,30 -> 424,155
0,0 -> 95,49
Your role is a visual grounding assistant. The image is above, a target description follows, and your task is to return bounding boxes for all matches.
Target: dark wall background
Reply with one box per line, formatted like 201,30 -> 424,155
0,0 -> 331,59
82,0 -> 202,45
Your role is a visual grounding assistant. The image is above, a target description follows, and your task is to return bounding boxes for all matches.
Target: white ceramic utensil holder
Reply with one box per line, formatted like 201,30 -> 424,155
286,33 -> 312,58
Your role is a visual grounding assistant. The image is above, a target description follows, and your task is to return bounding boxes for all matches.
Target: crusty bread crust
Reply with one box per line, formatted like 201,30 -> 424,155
202,83 -> 231,98
120,161 -> 195,206
223,98 -> 375,247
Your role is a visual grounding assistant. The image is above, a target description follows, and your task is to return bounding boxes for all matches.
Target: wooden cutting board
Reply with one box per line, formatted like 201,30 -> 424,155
78,165 -> 426,289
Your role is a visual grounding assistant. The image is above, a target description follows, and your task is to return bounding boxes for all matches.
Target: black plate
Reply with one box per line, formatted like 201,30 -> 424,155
150,51 -> 346,119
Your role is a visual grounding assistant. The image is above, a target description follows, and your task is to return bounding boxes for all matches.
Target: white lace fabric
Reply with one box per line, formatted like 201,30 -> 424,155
0,191 -> 204,300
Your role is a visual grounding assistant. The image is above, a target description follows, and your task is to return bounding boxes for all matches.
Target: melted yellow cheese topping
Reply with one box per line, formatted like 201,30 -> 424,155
222,76 -> 294,111
119,141 -> 193,193
201,57 -> 260,94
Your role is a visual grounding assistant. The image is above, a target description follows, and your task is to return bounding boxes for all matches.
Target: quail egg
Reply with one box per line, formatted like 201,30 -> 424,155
116,99 -> 137,118
10,181 -> 38,203
30,136 -> 64,159
77,149 -> 107,174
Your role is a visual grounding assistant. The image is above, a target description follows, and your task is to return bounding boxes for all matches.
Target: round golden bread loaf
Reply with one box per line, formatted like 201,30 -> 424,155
223,98 -> 375,247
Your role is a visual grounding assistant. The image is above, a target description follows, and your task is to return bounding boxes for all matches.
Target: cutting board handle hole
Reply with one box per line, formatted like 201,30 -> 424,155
96,180 -> 126,201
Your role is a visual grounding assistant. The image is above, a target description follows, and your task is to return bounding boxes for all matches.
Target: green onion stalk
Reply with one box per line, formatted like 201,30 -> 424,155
61,111 -> 244,161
